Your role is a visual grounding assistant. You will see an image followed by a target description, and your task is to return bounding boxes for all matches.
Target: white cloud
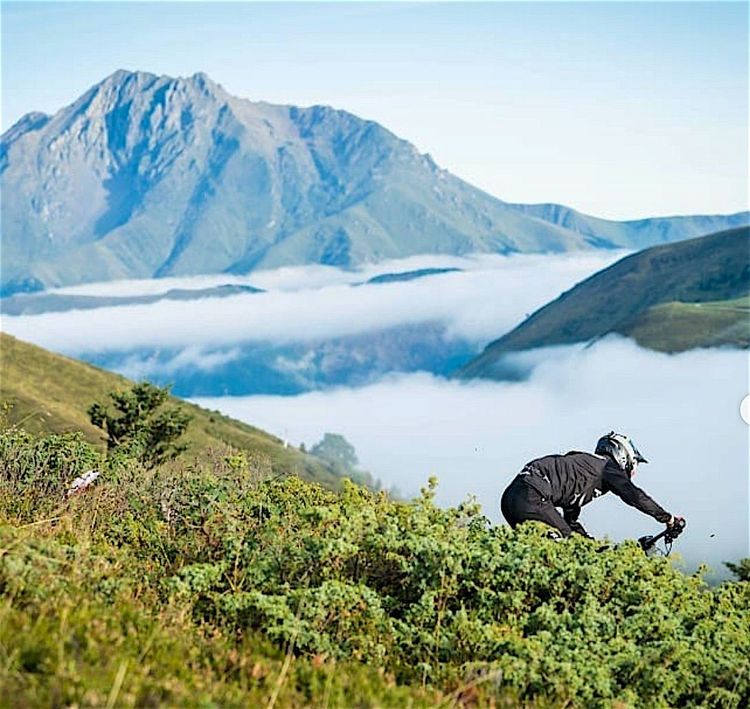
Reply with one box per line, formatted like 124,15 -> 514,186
115,346 -> 242,381
49,264 -> 355,297
193,338 -> 750,578
3,251 -> 622,355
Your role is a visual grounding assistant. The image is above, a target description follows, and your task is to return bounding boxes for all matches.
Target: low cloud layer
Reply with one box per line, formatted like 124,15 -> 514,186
195,338 -> 749,578
3,252 -> 621,355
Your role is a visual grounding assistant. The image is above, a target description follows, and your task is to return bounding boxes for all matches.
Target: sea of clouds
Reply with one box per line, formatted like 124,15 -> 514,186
3,251 -> 747,575
3,252 -> 622,356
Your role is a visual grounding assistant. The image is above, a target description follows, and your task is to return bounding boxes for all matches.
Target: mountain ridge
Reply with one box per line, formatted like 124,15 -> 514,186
2,69 -> 747,295
508,202 -> 749,250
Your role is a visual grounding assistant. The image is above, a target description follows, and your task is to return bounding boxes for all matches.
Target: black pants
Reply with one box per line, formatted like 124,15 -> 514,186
500,475 -> 572,537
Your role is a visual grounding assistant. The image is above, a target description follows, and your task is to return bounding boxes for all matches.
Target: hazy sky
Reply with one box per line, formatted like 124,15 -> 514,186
2,1 -> 747,219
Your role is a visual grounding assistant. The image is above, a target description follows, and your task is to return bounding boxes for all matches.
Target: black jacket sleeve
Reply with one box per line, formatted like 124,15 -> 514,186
602,465 -> 671,523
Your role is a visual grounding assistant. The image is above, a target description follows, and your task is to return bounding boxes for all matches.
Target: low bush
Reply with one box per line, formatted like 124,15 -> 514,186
0,428 -> 747,707
0,428 -> 100,520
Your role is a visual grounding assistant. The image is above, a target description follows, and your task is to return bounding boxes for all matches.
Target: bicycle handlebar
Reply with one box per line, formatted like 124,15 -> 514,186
638,518 -> 686,553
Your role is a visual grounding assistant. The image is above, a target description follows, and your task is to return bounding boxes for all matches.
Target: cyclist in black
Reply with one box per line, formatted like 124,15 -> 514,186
501,432 -> 685,539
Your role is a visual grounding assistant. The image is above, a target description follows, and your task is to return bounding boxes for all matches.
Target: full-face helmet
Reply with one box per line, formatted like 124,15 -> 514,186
595,432 -> 648,474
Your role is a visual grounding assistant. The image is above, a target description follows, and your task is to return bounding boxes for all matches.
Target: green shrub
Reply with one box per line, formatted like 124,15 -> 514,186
165,477 -> 749,707
88,382 -> 192,468
0,430 -> 747,707
725,558 -> 750,582
0,428 -> 100,519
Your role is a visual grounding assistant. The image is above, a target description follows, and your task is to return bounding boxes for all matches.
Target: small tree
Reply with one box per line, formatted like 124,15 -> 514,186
725,558 -> 750,582
88,382 -> 192,468
311,433 -> 359,471
309,432 -> 377,488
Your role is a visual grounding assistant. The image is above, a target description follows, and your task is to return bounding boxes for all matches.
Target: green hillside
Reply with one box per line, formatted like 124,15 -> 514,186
620,296 -> 750,352
460,227 -> 750,378
2,338 -> 748,707
0,332 -> 344,488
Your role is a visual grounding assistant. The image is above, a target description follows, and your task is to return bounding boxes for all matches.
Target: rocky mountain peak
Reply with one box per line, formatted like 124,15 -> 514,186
1,70 -> 746,296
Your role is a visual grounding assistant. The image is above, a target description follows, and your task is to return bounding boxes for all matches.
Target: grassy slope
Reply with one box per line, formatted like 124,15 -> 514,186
620,296 -> 750,352
0,332 -> 344,487
460,226 -> 749,377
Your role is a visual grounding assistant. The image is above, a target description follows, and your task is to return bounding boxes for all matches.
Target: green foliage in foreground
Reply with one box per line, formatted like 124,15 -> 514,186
1,429 -> 748,708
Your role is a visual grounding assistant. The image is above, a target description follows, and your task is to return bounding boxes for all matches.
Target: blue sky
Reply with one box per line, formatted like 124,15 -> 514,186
2,1 -> 747,219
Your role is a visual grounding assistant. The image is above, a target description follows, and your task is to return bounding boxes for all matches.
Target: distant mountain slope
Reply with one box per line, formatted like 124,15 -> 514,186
1,69 -> 746,294
617,296 -> 750,352
0,70 -> 581,294
460,227 -> 750,378
0,333 -> 347,488
509,202 -> 749,251
85,322 -> 477,397
0,283 -> 263,316
363,267 -> 462,285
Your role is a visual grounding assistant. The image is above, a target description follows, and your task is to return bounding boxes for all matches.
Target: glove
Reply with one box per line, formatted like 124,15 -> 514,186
666,516 -> 686,540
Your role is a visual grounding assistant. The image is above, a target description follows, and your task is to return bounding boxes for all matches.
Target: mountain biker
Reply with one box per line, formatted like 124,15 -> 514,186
501,432 -> 685,539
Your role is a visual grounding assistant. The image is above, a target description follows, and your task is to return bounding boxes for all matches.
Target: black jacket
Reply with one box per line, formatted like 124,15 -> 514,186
520,451 -> 671,526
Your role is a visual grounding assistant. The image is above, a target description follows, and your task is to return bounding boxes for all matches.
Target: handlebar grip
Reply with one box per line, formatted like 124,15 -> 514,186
665,518 -> 686,542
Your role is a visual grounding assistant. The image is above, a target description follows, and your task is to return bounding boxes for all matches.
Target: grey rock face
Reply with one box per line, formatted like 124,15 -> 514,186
2,70 -> 747,294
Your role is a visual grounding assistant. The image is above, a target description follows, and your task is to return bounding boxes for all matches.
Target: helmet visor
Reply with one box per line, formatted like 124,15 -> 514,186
630,439 -> 648,464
